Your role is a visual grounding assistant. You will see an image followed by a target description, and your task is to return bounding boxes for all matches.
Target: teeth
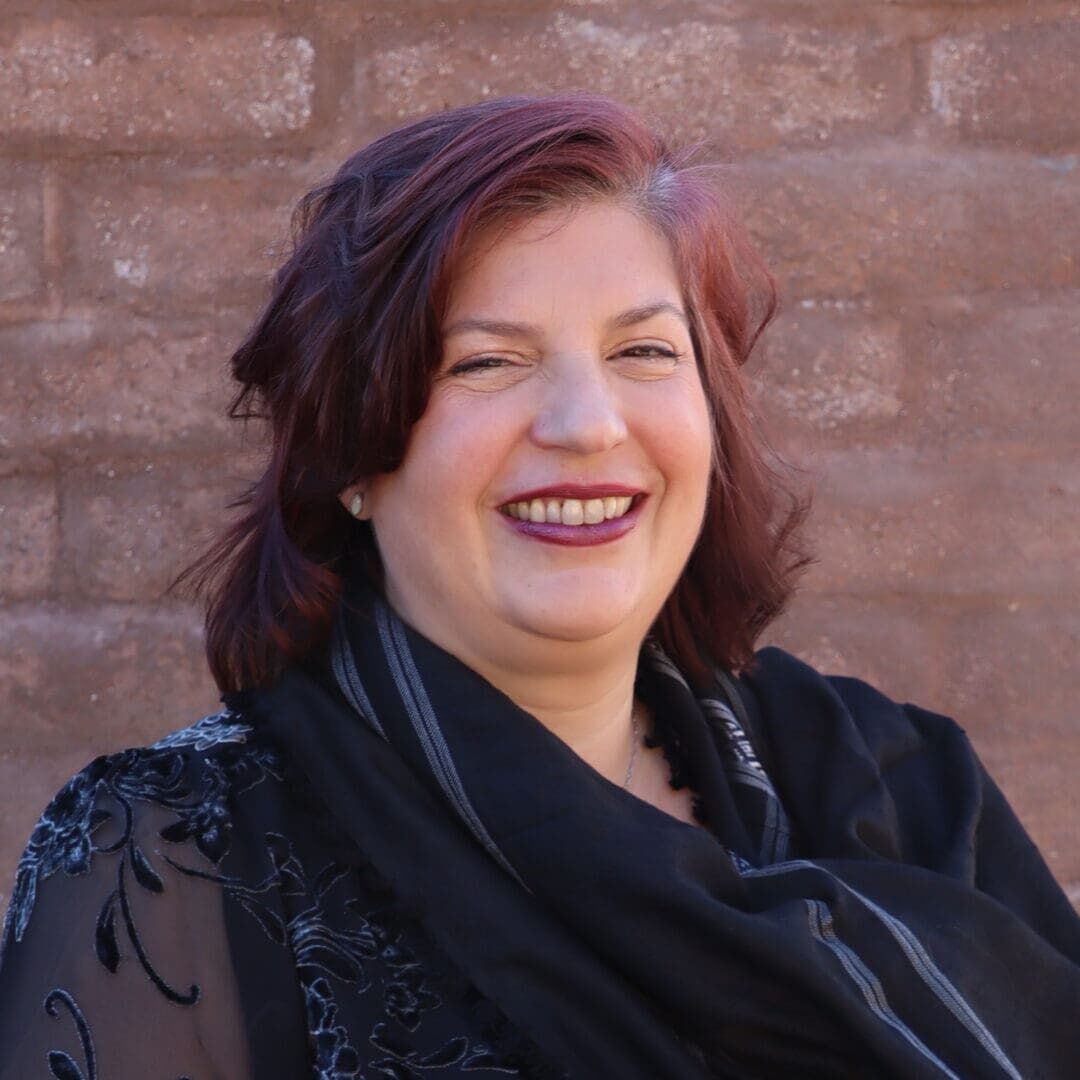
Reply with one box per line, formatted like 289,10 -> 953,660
504,495 -> 636,525
583,499 -> 605,524
561,499 -> 584,525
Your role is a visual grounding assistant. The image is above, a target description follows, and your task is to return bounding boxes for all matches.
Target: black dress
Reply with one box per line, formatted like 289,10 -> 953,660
2,588 -> 1078,1078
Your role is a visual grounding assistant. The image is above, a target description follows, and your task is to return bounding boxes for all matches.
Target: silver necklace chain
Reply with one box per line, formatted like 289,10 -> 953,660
622,703 -> 642,790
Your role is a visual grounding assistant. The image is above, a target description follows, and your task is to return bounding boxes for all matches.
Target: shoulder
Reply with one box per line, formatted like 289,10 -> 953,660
738,644 -> 968,759
3,705 -> 286,950
732,646 -> 983,866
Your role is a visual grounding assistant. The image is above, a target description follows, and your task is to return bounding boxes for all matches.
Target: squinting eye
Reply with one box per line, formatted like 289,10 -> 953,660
447,355 -> 513,376
617,346 -> 682,361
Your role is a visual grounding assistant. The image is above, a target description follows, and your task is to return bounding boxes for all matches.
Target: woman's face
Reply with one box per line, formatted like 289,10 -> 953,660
361,199 -> 713,668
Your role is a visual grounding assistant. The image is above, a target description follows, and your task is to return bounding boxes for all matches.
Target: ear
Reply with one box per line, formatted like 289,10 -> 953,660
339,484 -> 370,520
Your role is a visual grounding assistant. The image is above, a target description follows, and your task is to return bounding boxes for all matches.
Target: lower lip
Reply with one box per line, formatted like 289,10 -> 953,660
499,498 -> 644,547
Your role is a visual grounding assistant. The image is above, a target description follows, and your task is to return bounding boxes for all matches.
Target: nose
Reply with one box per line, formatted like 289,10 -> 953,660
529,355 -> 628,455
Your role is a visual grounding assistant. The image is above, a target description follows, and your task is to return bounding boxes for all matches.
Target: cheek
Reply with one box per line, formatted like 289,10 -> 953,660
380,395 -> 516,514
646,382 -> 714,494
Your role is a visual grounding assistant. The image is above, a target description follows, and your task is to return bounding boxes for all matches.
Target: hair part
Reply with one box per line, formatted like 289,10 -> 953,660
174,93 -> 812,692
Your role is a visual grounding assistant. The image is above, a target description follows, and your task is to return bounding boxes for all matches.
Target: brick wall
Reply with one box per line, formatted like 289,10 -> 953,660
1,1 -> 1077,906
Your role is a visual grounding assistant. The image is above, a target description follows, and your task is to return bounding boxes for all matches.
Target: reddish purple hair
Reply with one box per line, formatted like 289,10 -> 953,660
178,94 -> 811,692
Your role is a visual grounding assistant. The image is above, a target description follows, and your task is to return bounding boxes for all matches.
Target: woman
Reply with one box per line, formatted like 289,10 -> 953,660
1,94 -> 1077,1079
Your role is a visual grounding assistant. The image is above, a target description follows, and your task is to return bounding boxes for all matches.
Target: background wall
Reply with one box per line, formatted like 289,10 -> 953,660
1,0 -> 1077,907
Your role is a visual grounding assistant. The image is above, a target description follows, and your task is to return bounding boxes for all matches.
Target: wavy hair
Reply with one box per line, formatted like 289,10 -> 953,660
177,93 -> 811,692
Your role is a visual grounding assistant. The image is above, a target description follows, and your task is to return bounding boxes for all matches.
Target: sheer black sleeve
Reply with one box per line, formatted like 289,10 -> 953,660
0,719 -> 282,1078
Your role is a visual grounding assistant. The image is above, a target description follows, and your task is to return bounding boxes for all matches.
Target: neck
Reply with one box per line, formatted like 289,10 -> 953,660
414,618 -> 643,785
378,580 -> 651,785
501,664 -> 640,786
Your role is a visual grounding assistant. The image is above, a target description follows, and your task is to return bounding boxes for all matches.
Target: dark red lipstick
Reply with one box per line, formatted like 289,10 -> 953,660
497,485 -> 646,547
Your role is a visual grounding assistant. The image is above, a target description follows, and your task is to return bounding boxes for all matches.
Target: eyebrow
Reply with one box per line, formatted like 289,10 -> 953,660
442,300 -> 691,339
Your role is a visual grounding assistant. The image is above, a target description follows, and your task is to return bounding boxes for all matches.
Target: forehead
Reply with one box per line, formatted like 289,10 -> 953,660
444,201 -> 683,322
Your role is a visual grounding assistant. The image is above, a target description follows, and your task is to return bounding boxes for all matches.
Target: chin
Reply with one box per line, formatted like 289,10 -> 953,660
519,615 -> 631,644
500,585 -> 648,645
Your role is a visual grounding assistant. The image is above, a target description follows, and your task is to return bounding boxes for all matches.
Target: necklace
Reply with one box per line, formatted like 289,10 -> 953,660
622,702 -> 642,790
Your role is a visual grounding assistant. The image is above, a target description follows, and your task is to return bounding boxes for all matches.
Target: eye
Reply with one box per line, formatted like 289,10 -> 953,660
616,345 -> 683,362
445,355 -> 516,376
612,344 -> 686,377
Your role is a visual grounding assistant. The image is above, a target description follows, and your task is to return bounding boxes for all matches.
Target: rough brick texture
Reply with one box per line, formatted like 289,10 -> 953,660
806,453 -> 1078,596
0,317 -> 246,458
735,151 -> 1080,301
1,3 -> 1077,909
58,458 -> 238,602
927,22 -> 1080,150
751,307 -> 906,440
0,605 -> 214,754
0,162 -> 45,305
64,165 -> 301,313
0,473 -> 58,600
905,293 -> 1080,452
367,12 -> 913,152
0,18 -> 315,148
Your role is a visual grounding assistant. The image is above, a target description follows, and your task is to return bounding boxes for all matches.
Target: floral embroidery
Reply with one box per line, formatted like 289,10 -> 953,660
157,757 -> 248,864
2,708 -> 282,1013
384,966 -> 441,1032
365,1022 -> 520,1077
2,709 -> 557,1077
306,975 -> 362,1079
5,757 -> 113,945
3,710 -> 278,952
43,989 -> 96,1080
151,712 -> 252,752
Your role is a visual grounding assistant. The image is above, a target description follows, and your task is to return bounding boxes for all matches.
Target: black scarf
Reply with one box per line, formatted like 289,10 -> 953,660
252,579 -> 1080,1078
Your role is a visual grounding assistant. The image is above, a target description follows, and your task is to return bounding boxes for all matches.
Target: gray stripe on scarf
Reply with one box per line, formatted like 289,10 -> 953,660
710,670 -> 793,864
646,642 -> 792,866
804,899 -> 962,1080
843,882 -> 1022,1080
374,601 -> 527,889
746,860 -> 1021,1080
331,606 -> 387,740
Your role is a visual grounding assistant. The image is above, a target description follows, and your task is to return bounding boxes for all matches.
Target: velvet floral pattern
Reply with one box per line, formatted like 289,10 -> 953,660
0,710 -> 558,1078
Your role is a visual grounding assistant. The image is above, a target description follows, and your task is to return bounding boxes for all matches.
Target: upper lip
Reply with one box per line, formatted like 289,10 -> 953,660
499,483 -> 644,504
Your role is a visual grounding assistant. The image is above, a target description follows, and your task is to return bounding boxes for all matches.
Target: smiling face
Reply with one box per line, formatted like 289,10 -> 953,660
356,199 -> 713,673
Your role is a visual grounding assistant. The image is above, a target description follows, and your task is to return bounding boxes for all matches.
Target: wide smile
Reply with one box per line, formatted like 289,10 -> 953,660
497,487 -> 646,547
502,494 -> 635,526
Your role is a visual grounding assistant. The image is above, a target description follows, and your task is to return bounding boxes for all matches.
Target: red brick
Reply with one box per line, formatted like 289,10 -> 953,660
927,22 -> 1080,151
59,458 -> 239,602
802,452 -> 1079,597
760,593 -> 944,707
0,604 -> 219,755
0,18 -> 314,147
366,12 -> 912,152
64,164 -> 301,312
937,606 -> 1079,739
980,736 -> 1080,890
0,473 -> 58,600
938,606 -> 1080,884
0,162 -> 44,305
733,150 -> 1080,300
0,318 -> 245,459
751,305 -> 906,442
906,293 -> 1080,451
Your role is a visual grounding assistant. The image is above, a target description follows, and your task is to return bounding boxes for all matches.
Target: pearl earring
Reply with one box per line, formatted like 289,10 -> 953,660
349,493 -> 364,518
